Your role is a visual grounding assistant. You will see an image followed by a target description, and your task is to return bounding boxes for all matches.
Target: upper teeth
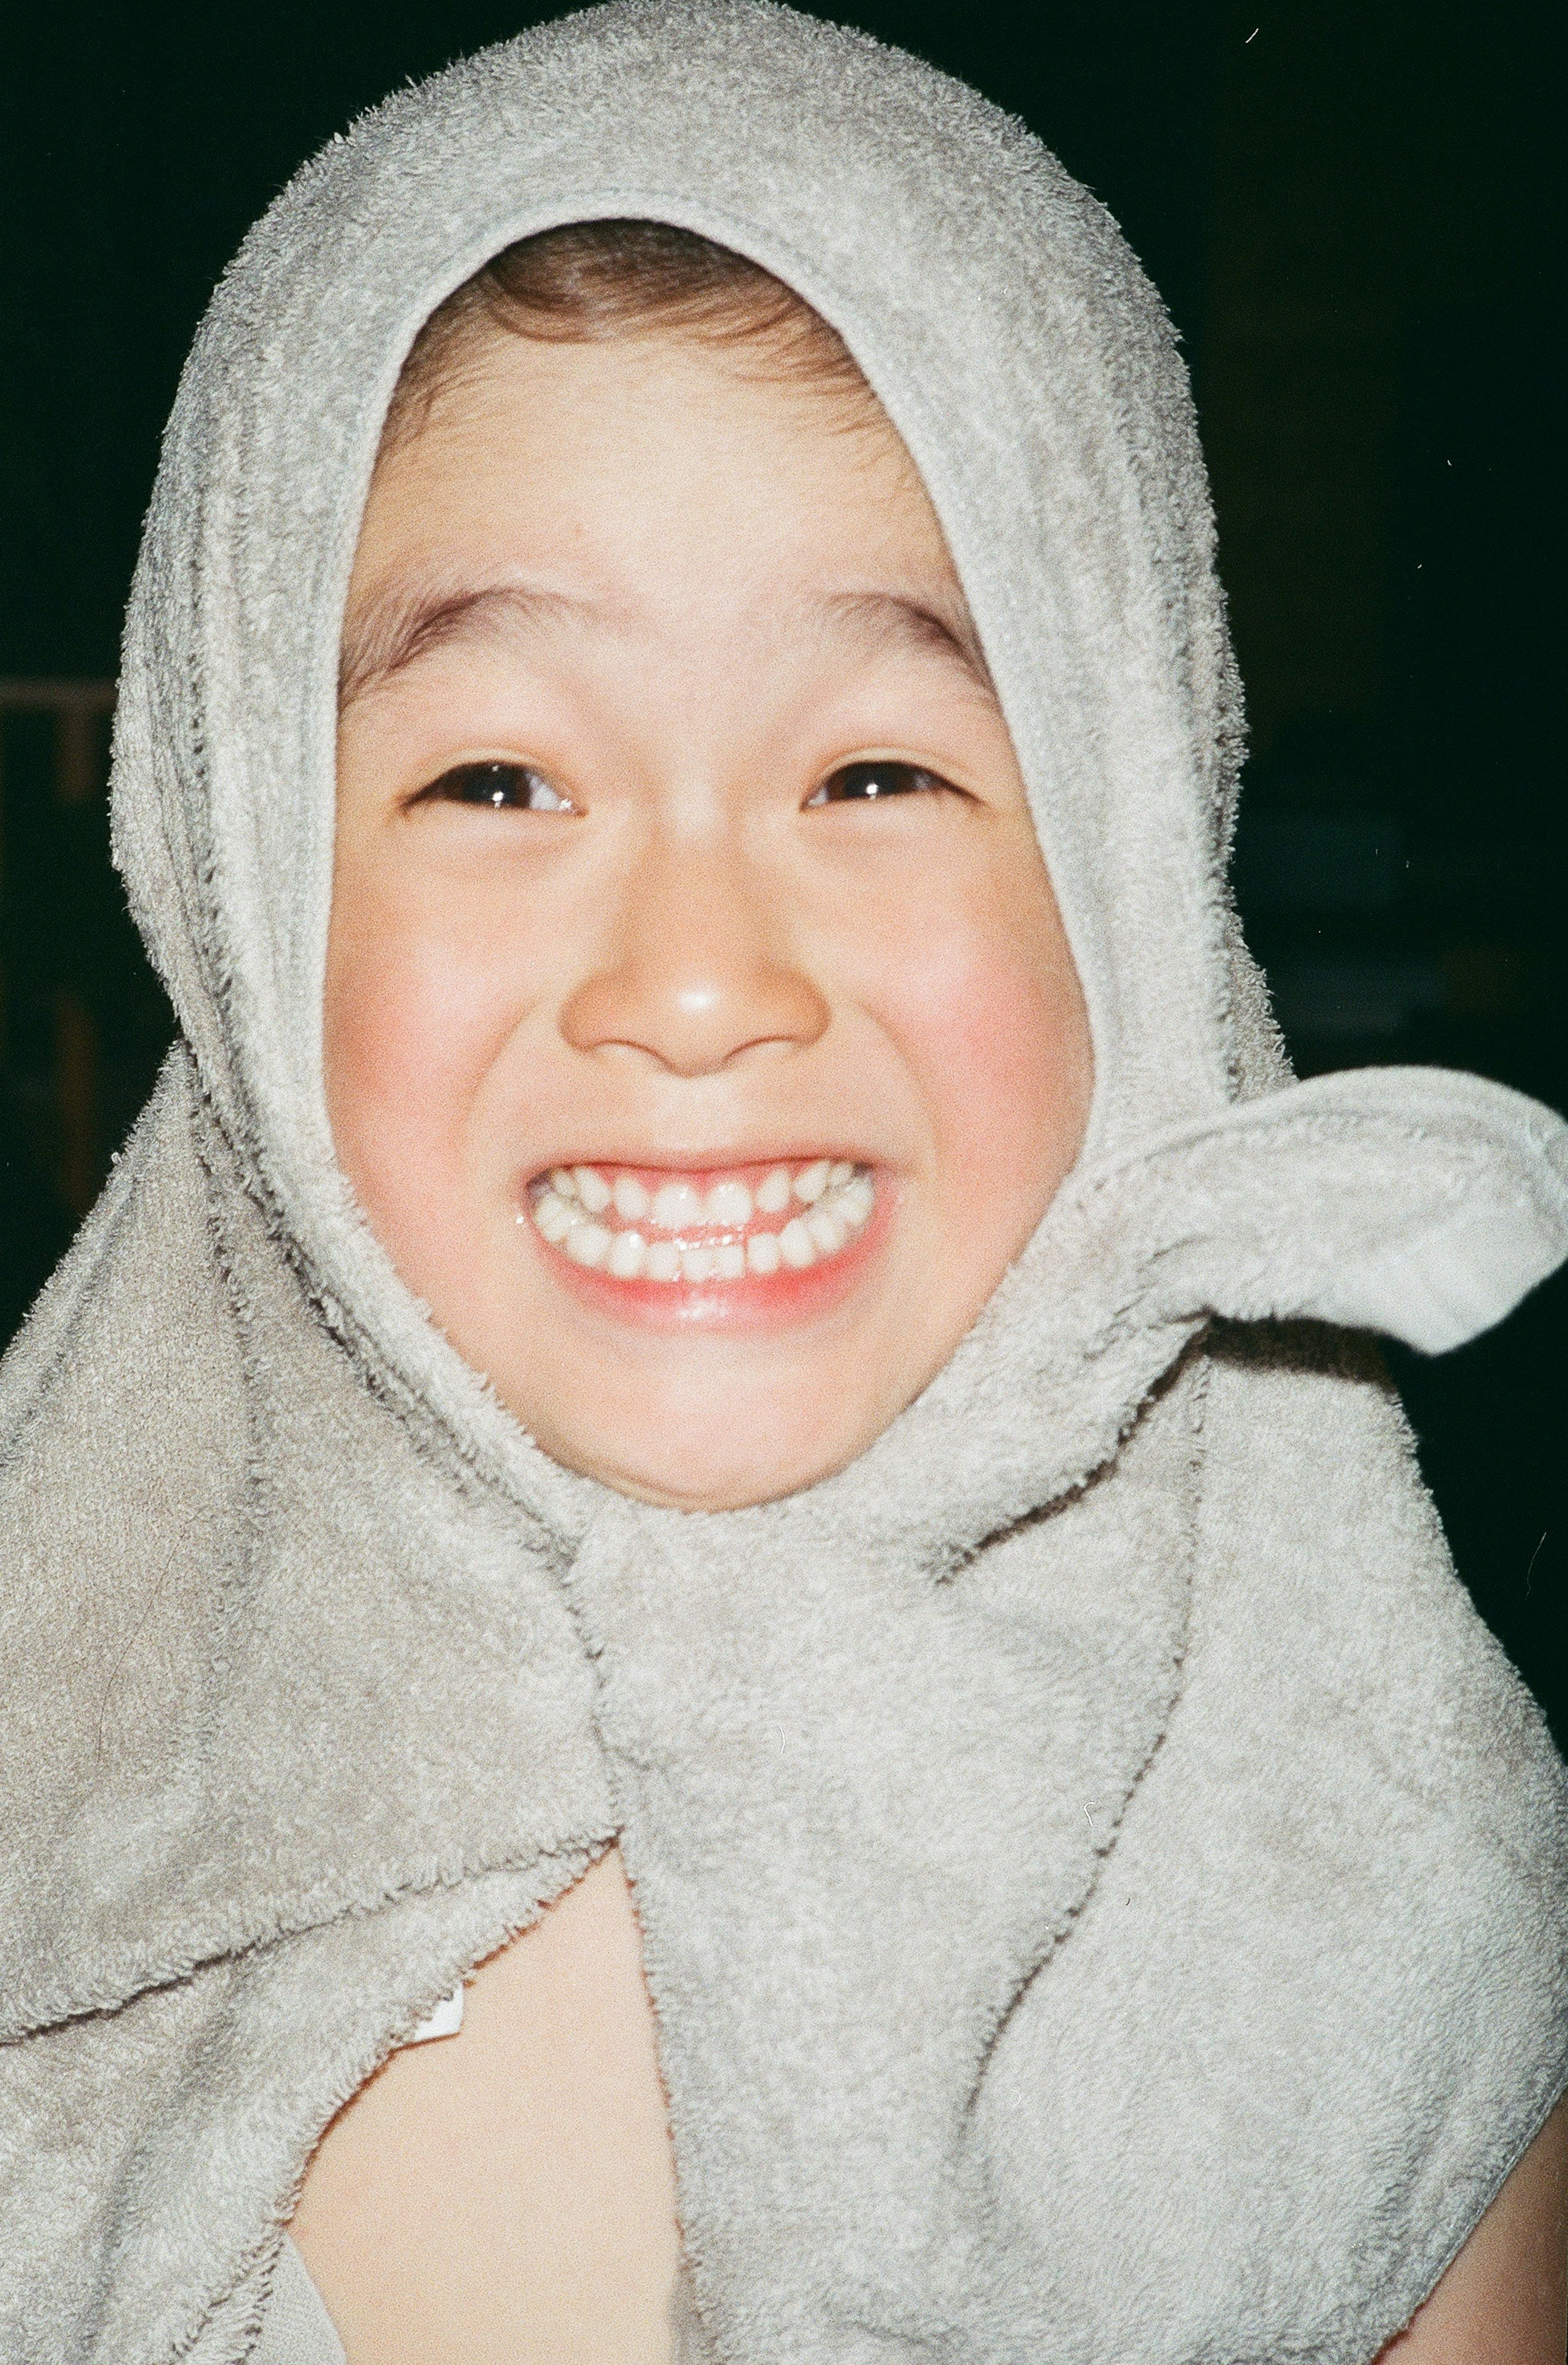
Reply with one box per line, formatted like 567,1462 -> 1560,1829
526,1159 -> 875,1279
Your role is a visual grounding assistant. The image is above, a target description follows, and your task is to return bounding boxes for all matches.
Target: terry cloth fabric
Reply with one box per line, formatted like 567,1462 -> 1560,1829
249,2243 -> 345,2365
2,4 -> 1566,2359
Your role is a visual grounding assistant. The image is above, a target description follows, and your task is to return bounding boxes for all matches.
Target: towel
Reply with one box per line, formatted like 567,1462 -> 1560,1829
2,7 -> 1564,2359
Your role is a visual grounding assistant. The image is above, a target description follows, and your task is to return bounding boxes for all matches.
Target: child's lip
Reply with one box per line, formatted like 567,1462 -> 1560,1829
519,1154 -> 889,1331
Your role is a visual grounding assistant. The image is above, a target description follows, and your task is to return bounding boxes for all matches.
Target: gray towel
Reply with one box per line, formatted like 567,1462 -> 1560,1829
2,7 -> 1565,2362
249,2245 -> 345,2365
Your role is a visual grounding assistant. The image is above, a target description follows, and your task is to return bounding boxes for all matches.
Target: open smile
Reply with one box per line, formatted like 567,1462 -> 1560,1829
522,1157 -> 883,1328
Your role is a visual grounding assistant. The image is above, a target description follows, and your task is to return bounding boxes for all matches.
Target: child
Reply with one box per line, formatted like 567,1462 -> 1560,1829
3,5 -> 1565,2360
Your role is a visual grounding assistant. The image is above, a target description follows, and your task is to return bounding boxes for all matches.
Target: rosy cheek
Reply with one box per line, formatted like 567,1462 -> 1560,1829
867,917 -> 1090,1204
323,891 -> 518,1246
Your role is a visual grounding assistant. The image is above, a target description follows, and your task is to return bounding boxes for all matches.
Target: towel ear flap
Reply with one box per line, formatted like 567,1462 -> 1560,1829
1114,1068 -> 1568,1357
1286,1202 -> 1562,1355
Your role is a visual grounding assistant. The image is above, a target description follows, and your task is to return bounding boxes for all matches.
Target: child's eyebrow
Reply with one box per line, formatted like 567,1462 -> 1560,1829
338,578 -> 993,710
339,581 -> 593,709
815,591 -> 993,692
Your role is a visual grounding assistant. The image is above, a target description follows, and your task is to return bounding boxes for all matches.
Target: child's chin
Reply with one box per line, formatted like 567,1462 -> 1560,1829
550,1414 -> 875,1514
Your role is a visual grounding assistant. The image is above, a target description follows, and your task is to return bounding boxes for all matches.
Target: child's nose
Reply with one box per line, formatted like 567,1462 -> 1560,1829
558,845 -> 830,1078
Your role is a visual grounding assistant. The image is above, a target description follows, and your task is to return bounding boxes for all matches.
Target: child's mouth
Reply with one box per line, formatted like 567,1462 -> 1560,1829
525,1157 -> 876,1283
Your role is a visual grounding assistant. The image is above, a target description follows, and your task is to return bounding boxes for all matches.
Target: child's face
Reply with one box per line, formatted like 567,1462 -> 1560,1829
327,328 -> 1091,1509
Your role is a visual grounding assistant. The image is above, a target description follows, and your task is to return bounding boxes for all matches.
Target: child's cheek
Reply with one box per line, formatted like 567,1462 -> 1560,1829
864,906 -> 1090,1206
323,887 -> 529,1255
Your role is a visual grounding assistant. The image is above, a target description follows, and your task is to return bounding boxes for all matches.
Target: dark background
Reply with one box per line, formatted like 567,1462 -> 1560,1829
2,2 -> 1563,1737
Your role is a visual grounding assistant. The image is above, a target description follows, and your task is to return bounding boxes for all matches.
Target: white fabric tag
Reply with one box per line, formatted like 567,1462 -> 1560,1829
403,1984 -> 464,2045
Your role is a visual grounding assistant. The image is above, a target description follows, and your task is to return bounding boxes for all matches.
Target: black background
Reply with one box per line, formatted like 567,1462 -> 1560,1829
2,2 -> 1563,1736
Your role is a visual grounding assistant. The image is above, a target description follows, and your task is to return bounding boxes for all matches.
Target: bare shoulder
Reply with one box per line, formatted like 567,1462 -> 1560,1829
1377,2091 -> 1568,2362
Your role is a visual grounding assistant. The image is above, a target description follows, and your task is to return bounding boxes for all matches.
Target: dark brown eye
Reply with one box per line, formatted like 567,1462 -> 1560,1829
806,761 -> 947,806
413,762 -> 574,812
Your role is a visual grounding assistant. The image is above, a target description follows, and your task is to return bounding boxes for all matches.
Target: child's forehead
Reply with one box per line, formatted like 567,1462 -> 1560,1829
365,319 -> 922,535
341,326 -> 989,703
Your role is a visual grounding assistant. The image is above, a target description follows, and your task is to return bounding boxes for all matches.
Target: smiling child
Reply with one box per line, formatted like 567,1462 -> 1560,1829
325,224 -> 1090,1514
3,9 -> 1567,2364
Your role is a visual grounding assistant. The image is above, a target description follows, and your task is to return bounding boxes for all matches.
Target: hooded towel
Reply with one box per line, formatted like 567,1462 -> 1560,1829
2,5 -> 1566,2360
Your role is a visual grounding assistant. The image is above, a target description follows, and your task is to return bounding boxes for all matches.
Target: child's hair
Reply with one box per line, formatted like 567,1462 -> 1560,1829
383,218 -> 874,451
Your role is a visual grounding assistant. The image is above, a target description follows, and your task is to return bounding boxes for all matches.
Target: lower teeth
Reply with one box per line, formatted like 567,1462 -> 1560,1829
526,1166 -> 874,1279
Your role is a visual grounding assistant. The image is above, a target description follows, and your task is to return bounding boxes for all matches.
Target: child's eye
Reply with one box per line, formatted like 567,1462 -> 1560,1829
412,761 -> 576,813
805,761 -> 951,806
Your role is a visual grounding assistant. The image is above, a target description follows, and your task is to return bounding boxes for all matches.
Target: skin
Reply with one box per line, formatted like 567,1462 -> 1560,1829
295,328 -> 1568,2360
324,330 -> 1091,1517
289,1855 -> 682,2363
1374,2091 -> 1568,2362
